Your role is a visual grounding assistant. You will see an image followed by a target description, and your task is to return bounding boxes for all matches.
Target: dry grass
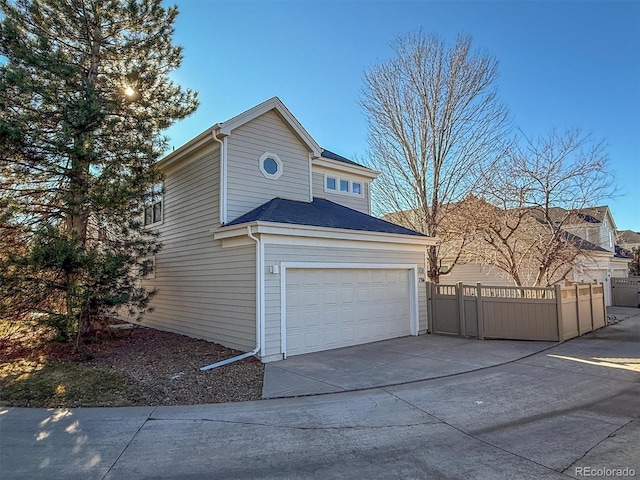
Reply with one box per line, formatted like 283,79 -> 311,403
0,320 -> 264,407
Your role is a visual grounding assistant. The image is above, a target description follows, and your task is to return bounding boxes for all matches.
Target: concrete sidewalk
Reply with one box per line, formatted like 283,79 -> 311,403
1,307 -> 638,480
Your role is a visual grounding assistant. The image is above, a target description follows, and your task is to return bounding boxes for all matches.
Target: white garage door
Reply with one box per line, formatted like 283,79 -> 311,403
584,269 -> 611,306
285,268 -> 412,356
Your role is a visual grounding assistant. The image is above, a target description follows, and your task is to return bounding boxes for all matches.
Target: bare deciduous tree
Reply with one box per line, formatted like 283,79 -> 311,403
475,129 -> 615,286
361,32 -> 510,282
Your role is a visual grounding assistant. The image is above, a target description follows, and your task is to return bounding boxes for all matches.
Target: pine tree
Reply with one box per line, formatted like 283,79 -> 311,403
0,0 -> 198,341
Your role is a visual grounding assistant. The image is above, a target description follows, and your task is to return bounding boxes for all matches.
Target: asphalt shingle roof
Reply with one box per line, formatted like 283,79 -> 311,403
547,206 -> 611,225
561,230 -> 609,253
615,245 -> 632,259
617,229 -> 640,244
225,197 -> 425,236
320,149 -> 366,168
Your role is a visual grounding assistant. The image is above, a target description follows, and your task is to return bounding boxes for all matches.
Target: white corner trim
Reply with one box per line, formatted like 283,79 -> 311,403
280,264 -> 287,357
259,152 -> 283,180
259,237 -> 266,357
411,267 -> 419,336
222,137 -> 228,224
308,153 -> 313,202
213,130 -> 228,225
279,262 -> 420,358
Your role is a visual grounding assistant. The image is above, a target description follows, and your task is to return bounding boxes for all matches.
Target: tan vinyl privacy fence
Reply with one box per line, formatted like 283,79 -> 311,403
611,277 -> 640,308
427,282 -> 606,342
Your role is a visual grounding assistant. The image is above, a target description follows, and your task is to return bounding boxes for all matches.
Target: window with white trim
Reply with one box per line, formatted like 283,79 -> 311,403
324,174 -> 364,197
259,152 -> 283,179
144,182 -> 163,226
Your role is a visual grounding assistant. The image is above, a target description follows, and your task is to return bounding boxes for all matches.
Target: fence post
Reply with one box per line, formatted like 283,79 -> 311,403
602,280 -> 607,325
457,282 -> 465,337
575,283 -> 581,336
589,283 -> 595,333
476,282 -> 484,340
427,282 -> 433,333
555,284 -> 564,342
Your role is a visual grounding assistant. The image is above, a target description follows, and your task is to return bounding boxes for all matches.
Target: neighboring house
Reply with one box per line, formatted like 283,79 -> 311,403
556,206 -> 616,253
617,229 -> 640,252
136,97 -> 435,362
556,207 -> 631,291
440,205 -> 630,306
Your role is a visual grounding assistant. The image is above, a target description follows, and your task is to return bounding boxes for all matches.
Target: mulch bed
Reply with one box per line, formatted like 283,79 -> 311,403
0,322 -> 264,407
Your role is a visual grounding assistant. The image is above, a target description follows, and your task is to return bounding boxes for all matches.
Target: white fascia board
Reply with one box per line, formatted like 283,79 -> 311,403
604,207 -> 618,231
213,221 -> 434,247
157,125 -> 219,171
261,233 -> 429,252
218,97 -> 322,157
312,158 -> 379,179
580,250 -> 614,259
577,253 -> 613,269
610,257 -> 631,267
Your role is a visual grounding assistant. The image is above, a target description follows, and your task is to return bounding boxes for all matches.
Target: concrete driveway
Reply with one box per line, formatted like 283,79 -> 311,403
263,334 -> 557,398
263,306 -> 640,398
1,307 -> 639,480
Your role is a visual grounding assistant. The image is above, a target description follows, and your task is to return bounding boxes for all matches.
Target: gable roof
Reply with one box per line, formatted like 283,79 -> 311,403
159,97 -> 323,170
548,206 -> 616,229
320,149 -> 366,168
217,97 -> 322,156
225,197 -> 425,237
560,229 -> 609,253
314,149 -> 379,179
614,245 -> 632,259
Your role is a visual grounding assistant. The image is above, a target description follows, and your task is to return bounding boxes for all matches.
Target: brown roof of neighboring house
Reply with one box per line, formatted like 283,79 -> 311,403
617,229 -> 640,244
546,206 -> 613,226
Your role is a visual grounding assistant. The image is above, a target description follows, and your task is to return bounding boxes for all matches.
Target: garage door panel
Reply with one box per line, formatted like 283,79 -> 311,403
286,268 -> 412,356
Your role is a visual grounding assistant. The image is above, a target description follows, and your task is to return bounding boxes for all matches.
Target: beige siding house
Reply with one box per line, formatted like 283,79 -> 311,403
138,97 -> 435,363
442,206 -> 630,306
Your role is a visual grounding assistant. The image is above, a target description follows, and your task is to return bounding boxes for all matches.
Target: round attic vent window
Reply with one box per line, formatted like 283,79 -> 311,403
263,157 -> 278,175
259,152 -> 283,179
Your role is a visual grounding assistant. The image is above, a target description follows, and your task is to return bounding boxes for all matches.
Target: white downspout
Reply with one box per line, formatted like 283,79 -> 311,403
200,226 -> 261,370
212,128 -> 227,225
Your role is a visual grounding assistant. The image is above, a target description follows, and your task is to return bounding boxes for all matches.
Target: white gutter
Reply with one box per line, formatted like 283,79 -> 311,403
200,226 -> 261,371
312,157 -> 379,179
212,129 -> 228,225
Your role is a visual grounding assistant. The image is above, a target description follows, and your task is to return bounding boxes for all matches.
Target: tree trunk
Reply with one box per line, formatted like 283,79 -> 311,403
427,244 -> 440,283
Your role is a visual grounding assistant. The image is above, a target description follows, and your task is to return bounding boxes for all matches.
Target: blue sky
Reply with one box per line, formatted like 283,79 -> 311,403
165,0 -> 640,231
